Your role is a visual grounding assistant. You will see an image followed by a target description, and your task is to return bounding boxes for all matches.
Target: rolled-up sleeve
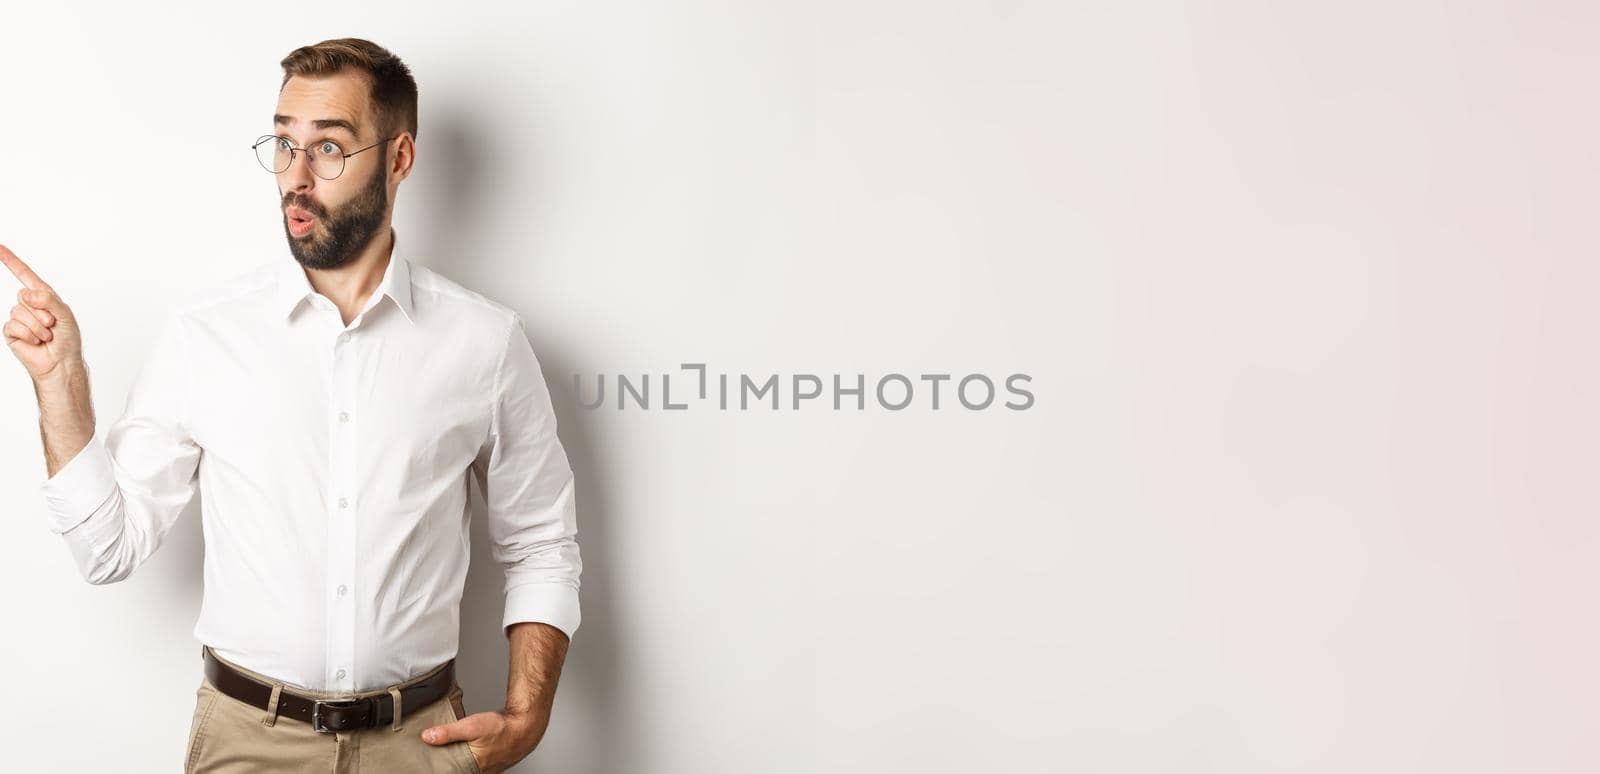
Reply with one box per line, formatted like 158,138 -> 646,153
472,312 -> 583,641
38,311 -> 201,584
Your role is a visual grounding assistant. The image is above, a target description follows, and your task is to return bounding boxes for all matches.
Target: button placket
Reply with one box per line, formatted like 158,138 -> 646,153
326,327 -> 358,691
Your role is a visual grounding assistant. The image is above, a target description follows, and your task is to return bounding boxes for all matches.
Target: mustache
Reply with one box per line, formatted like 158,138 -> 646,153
282,196 -> 326,219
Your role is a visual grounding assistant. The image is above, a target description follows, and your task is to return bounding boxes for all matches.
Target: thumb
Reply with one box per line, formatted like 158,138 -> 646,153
21,287 -> 69,321
421,711 -> 495,745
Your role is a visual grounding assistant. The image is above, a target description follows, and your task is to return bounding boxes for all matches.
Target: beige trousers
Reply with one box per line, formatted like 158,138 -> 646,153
184,651 -> 482,773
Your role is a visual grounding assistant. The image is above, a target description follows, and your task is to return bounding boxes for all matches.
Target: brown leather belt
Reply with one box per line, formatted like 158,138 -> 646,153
202,647 -> 456,734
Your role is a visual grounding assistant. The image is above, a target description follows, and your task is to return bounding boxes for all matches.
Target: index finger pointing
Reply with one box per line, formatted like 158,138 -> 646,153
0,244 -> 50,292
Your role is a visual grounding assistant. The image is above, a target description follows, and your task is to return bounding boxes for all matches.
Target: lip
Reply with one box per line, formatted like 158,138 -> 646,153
286,206 -> 317,237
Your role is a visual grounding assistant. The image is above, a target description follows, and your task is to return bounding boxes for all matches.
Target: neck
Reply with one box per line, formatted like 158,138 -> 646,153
304,225 -> 394,323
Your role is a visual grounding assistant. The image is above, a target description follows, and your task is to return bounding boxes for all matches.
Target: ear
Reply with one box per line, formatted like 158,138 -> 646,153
389,132 -> 416,184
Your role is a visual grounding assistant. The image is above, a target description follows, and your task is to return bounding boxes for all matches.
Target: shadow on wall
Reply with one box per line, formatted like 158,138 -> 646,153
419,110 -> 633,774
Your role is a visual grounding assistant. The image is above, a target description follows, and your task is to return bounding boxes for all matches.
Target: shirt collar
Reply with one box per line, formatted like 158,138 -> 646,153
276,230 -> 416,325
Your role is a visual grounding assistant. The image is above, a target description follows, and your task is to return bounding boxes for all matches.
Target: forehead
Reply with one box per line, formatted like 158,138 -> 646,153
276,71 -> 371,136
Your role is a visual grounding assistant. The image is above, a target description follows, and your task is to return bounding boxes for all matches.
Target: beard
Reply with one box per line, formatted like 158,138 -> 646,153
281,152 -> 390,271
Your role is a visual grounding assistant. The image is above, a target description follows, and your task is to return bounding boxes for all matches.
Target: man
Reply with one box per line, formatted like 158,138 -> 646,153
3,38 -> 580,773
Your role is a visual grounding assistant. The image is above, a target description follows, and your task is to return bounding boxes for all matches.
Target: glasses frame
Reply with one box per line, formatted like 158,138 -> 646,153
251,133 -> 401,180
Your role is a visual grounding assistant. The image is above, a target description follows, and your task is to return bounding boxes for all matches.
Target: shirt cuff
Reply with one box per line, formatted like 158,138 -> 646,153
39,429 -> 117,535
503,582 -> 581,642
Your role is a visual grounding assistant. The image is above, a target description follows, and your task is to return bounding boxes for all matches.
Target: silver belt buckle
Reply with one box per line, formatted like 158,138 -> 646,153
311,698 -> 371,734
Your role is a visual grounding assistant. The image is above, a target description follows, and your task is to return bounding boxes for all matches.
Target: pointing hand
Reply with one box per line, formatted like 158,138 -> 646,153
0,244 -> 82,382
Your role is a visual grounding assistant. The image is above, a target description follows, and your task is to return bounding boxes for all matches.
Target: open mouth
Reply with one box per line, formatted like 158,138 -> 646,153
287,207 -> 318,236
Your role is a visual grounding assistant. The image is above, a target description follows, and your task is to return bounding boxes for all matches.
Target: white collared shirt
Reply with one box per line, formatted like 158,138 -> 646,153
37,230 -> 582,693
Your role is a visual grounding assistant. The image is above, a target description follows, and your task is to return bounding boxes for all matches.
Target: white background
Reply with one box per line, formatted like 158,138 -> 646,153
3,1 -> 1593,772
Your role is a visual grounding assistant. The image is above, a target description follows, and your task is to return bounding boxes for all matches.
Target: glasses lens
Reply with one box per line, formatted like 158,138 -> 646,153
254,135 -> 290,173
309,140 -> 346,180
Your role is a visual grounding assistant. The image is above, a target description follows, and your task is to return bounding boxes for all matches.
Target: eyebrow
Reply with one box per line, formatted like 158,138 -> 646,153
274,114 -> 360,138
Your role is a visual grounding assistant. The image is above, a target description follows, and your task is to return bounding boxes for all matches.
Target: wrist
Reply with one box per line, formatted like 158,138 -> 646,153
33,356 -> 88,390
498,710 -> 545,762
501,703 -> 548,740
503,703 -> 538,725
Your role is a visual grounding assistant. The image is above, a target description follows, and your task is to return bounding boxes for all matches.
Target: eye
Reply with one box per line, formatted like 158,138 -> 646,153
275,137 -> 292,151
319,141 -> 342,156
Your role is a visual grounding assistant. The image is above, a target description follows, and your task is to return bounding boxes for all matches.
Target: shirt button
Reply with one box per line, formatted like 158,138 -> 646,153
338,497 -> 348,509
335,669 -> 347,680
338,411 -> 349,422
336,584 -> 347,597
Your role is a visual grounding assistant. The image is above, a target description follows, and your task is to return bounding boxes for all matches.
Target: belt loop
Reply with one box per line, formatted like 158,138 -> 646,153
388,686 -> 404,732
261,683 -> 283,727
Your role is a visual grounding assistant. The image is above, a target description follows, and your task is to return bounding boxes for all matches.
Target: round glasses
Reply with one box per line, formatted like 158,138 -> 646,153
251,134 -> 400,180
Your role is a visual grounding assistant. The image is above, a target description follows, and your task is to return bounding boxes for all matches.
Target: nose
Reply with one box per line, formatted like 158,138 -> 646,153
281,147 -> 316,192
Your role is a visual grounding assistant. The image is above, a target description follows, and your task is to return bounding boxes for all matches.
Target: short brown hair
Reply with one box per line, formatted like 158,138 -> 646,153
280,38 -> 418,142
